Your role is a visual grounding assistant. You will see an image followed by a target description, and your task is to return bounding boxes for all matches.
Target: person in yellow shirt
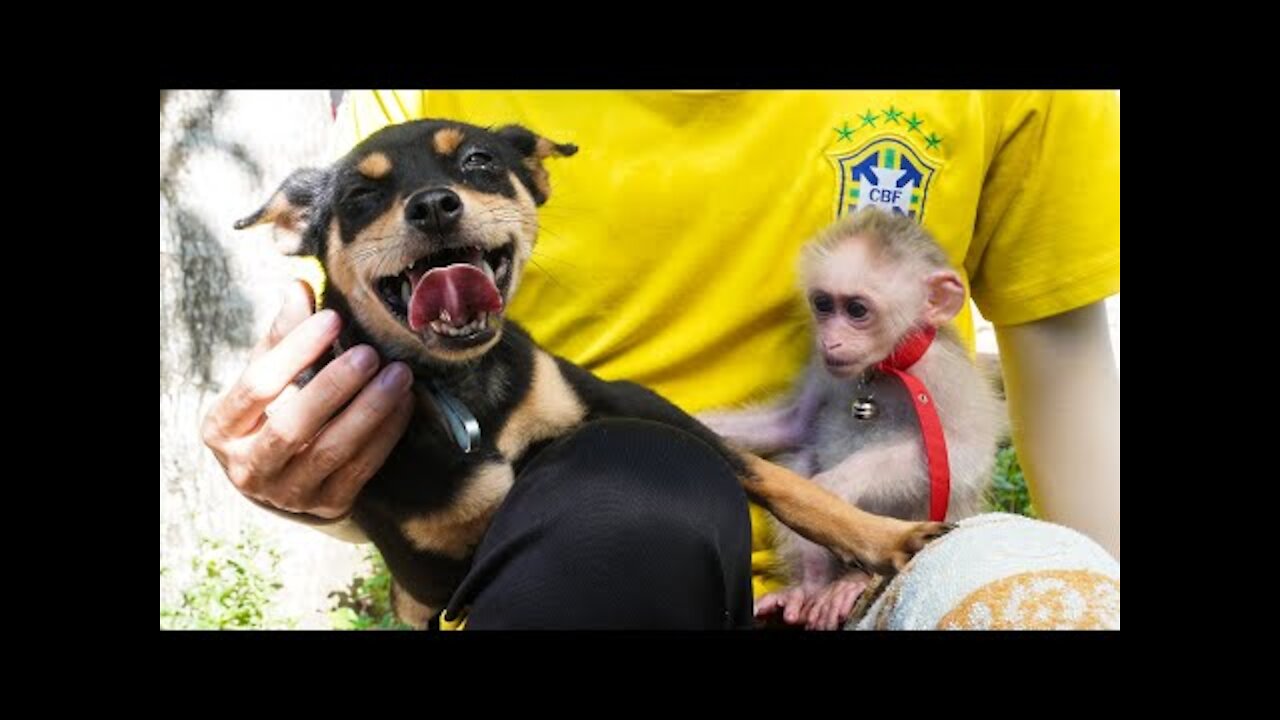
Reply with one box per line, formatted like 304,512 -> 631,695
202,91 -> 1119,629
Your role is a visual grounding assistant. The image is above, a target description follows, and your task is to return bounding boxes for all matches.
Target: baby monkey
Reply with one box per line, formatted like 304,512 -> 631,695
700,208 -> 1004,630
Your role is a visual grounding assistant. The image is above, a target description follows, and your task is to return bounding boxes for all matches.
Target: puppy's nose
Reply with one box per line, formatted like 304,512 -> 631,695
405,188 -> 463,233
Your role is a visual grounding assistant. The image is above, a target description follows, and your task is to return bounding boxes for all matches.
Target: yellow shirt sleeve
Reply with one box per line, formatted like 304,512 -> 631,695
967,91 -> 1120,326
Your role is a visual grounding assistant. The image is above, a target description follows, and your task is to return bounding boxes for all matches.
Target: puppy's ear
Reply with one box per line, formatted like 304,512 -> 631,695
233,167 -> 332,255
495,124 -> 577,205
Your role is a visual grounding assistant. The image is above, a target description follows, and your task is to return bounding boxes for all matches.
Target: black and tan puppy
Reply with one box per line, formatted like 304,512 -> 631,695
235,119 -> 948,627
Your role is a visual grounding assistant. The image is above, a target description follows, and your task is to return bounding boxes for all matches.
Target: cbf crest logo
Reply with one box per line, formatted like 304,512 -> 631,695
827,108 -> 942,221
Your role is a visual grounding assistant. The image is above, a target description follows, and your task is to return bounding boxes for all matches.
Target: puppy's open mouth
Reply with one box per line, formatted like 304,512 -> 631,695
376,243 -> 514,347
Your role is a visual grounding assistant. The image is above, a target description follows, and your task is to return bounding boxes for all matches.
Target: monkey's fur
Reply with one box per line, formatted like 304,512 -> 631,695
701,209 -> 1005,629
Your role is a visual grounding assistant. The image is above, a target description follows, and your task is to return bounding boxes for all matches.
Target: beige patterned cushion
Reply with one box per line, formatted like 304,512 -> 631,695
851,513 -> 1119,630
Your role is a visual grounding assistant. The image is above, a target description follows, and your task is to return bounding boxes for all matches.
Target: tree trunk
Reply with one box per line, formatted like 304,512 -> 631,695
160,90 -> 367,628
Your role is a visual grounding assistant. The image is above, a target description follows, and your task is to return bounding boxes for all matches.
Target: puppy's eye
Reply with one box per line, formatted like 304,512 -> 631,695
811,293 -> 835,315
342,186 -> 380,205
462,151 -> 494,170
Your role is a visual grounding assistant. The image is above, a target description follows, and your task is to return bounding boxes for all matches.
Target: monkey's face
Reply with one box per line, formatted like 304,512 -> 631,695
236,120 -> 576,365
803,236 -> 926,379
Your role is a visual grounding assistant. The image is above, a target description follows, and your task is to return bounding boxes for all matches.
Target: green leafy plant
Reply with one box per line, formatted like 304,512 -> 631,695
329,548 -> 413,630
160,528 -> 295,629
986,440 -> 1037,518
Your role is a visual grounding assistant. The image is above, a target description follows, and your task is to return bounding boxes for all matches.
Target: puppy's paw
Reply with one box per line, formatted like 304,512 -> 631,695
889,521 -> 953,572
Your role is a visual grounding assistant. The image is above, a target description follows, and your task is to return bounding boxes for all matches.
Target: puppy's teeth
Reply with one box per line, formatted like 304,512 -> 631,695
481,259 -> 496,282
400,280 -> 411,305
440,309 -> 451,323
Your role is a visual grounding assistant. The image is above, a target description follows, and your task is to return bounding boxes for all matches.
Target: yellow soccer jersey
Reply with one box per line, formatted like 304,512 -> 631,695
324,90 -> 1120,601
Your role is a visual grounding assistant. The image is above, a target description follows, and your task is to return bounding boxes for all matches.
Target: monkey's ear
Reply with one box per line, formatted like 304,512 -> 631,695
233,167 -> 331,256
924,270 -> 966,325
495,124 -> 577,205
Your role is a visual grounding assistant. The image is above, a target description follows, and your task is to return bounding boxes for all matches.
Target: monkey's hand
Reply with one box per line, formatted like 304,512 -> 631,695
756,533 -> 840,628
803,570 -> 872,630
755,585 -> 820,627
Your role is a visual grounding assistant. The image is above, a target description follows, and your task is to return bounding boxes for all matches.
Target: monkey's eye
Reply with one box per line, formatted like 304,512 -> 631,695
845,299 -> 869,319
811,293 -> 835,315
462,151 -> 495,171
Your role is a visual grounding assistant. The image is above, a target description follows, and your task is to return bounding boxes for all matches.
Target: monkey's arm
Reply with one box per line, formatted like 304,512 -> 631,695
697,369 -> 826,455
995,301 -> 1119,560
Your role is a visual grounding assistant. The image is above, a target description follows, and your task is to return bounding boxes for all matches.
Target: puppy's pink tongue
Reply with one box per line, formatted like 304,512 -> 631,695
408,264 -> 503,331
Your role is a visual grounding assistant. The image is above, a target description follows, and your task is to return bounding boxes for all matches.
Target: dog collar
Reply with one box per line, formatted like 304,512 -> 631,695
330,336 -> 482,454
874,326 -> 950,522
427,379 -> 482,454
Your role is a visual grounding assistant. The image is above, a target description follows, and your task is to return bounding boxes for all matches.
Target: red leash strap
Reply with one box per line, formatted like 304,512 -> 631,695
876,327 -> 950,522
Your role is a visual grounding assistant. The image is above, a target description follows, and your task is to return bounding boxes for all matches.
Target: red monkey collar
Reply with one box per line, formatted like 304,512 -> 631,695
875,326 -> 950,522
